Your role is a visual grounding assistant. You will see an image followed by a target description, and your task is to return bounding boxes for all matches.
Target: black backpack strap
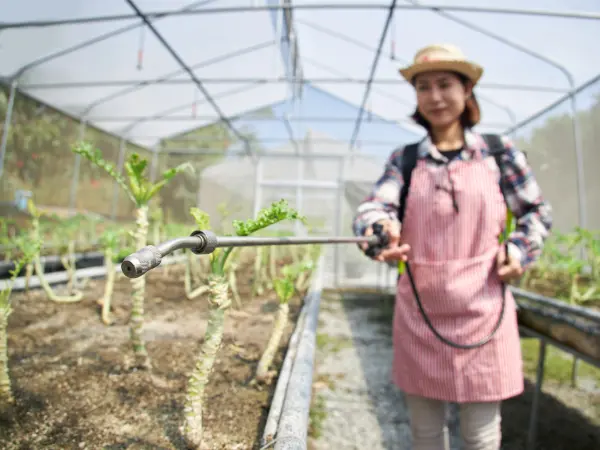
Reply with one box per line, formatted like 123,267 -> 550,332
398,143 -> 419,223
481,133 -> 506,169
481,133 -> 509,199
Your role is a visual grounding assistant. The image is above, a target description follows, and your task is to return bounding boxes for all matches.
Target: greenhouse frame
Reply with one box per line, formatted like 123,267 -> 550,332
1,2 -> 599,450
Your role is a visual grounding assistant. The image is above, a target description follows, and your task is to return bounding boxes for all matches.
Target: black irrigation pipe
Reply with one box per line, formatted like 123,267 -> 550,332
0,251 -> 105,279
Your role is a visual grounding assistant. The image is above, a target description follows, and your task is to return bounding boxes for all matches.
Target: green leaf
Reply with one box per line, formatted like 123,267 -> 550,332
72,141 -> 135,204
190,207 -> 211,230
2,233 -> 42,301
273,277 -> 295,303
99,228 -> 120,249
124,153 -> 146,201
232,199 -> 305,237
162,162 -> 194,181
144,162 -> 194,201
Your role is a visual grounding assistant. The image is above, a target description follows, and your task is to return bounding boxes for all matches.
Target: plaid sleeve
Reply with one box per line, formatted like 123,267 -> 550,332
352,148 -> 404,237
499,136 -> 553,268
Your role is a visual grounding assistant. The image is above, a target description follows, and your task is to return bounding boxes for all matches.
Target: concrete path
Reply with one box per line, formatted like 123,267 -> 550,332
309,289 -> 461,450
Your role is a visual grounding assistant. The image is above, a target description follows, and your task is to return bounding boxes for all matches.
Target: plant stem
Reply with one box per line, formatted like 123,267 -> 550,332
100,247 -> 116,325
253,247 -> 264,296
0,306 -> 12,406
185,251 -> 209,300
255,301 -> 289,382
153,221 -> 160,245
60,240 -> 77,294
30,218 -> 82,303
228,264 -> 242,309
24,263 -> 32,293
129,204 -> 151,369
269,246 -> 277,279
33,256 -> 83,303
183,275 -> 230,448
68,240 -> 77,291
191,253 -> 204,285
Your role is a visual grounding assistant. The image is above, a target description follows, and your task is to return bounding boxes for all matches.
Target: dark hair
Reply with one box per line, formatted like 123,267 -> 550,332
410,71 -> 481,131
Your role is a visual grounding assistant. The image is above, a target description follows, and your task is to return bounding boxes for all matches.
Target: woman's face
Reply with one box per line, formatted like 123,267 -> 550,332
414,71 -> 471,129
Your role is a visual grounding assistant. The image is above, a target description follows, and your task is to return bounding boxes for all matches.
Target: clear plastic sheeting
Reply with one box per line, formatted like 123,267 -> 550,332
509,77 -> 600,234
293,0 -> 600,132
1,0 -> 288,148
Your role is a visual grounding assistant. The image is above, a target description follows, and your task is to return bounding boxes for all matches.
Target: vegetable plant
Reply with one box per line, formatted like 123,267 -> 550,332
0,234 -> 41,407
182,200 -> 304,449
55,215 -> 85,294
255,257 -> 316,383
72,142 -> 192,369
0,219 -> 18,262
97,227 -> 133,325
184,248 -> 209,300
521,228 -> 599,306
149,203 -> 164,245
27,201 -> 83,303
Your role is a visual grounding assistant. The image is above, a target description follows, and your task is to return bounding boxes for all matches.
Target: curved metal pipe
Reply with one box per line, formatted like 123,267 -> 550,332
121,230 -> 378,278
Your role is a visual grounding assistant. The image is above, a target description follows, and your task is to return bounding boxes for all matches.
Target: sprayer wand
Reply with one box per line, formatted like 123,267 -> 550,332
121,229 -> 387,279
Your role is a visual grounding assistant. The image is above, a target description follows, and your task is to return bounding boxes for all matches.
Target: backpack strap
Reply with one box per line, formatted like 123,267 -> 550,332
398,143 -> 419,223
482,133 -> 517,242
481,133 -> 509,200
481,133 -> 506,171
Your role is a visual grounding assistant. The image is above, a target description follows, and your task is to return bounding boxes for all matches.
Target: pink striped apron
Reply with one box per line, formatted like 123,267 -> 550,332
392,147 -> 524,403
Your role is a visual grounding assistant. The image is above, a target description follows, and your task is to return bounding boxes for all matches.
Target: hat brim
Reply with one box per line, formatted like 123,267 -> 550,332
399,60 -> 483,85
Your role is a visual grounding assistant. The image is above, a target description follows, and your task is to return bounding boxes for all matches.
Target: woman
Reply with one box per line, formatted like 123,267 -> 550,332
353,44 -> 552,449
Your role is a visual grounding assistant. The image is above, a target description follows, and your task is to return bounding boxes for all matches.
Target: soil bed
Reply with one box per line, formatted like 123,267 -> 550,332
0,261 -> 304,449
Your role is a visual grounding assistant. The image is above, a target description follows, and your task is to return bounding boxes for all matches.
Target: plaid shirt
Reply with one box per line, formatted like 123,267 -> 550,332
352,130 -> 553,268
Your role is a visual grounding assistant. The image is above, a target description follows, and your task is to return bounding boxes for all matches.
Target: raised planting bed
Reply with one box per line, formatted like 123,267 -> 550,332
0,259 -> 308,449
512,287 -> 600,363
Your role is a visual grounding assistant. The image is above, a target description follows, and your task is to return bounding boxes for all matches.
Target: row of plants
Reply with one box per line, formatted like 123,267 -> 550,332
517,227 -> 599,307
0,142 -> 322,449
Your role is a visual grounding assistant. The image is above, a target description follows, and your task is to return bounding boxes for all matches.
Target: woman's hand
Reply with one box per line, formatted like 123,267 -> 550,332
496,244 -> 523,282
361,219 -> 411,263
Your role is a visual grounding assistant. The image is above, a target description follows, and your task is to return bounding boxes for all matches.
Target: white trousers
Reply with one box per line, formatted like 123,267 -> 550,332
405,394 -> 502,450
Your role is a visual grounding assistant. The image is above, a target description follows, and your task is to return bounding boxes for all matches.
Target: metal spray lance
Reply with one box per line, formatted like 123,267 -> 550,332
120,229 -> 388,279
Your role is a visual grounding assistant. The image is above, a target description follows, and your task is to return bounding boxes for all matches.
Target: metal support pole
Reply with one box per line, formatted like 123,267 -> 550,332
568,92 -> 587,230
527,339 -> 547,450
295,153 -> 304,236
124,0 -> 255,160
260,179 -> 338,189
273,0 -> 282,77
6,4 -> 600,29
333,156 -> 345,288
567,91 -> 587,387
19,78 -> 571,93
348,0 -> 398,152
68,120 -> 88,213
0,79 -> 18,180
110,138 -> 127,220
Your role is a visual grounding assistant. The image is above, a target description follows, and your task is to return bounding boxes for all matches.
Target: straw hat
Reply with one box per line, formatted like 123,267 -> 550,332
399,44 -> 483,85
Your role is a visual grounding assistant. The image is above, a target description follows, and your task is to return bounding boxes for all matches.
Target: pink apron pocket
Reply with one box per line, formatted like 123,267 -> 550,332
397,247 -> 504,334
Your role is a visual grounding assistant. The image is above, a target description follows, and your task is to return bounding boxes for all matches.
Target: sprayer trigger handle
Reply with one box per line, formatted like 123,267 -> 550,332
364,222 -> 389,258
372,222 -> 389,247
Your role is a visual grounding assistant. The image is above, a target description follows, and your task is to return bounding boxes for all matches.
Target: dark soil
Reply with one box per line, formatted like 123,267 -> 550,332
0,262 -> 304,449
